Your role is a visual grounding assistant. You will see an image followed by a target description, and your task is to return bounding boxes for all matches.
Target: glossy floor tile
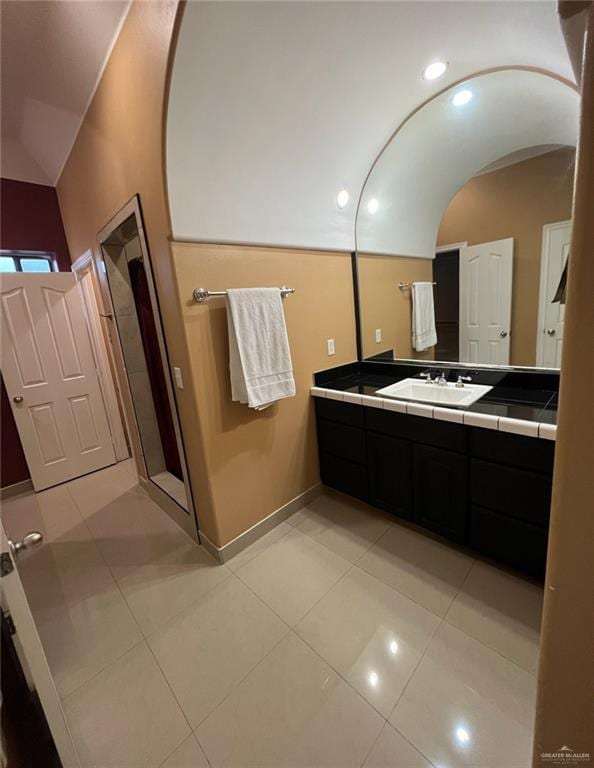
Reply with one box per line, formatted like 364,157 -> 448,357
35,584 -> 143,698
358,522 -> 474,617
196,633 -> 384,768
289,491 -> 392,563
159,735 -> 210,768
112,536 -> 230,636
445,560 -> 543,672
63,642 -> 190,768
390,622 -> 537,768
148,577 -> 288,727
235,526 -> 351,626
224,520 -> 293,573
7,465 -> 542,768
362,724 -> 433,768
296,566 -> 440,715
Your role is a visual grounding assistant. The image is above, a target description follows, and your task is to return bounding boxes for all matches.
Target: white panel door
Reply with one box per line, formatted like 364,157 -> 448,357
537,221 -> 571,368
1,521 -> 81,767
1,274 -> 116,490
459,238 -> 514,365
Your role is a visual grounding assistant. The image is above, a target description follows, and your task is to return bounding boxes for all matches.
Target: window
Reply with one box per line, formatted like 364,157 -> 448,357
0,250 -> 56,273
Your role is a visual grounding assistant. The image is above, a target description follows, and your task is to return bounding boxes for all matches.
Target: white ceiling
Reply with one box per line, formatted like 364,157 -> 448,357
1,0 -> 130,186
167,1 -> 575,253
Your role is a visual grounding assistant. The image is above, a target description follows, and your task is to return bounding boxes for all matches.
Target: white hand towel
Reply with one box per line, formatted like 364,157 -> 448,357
411,282 -> 437,352
227,288 -> 296,410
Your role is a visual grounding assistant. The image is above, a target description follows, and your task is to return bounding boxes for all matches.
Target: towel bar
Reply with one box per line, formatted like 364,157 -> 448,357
398,282 -> 437,290
192,286 -> 295,303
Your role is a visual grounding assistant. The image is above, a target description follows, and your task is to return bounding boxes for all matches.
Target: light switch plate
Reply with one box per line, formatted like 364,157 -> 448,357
327,338 -> 336,356
375,328 -> 382,343
173,366 -> 184,389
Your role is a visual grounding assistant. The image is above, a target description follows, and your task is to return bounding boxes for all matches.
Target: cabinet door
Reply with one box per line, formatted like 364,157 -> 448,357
367,432 -> 412,520
413,444 -> 468,541
319,453 -> 368,502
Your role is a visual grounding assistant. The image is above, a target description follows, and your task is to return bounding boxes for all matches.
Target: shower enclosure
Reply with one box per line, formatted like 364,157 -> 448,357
97,197 -> 198,540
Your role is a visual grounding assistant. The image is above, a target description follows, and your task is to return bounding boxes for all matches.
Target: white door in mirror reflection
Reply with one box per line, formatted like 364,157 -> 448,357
537,220 -> 571,368
459,238 -> 513,365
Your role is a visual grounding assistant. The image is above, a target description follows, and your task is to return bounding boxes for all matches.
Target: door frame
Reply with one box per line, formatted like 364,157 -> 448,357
95,196 -> 199,543
1,522 -> 81,768
536,219 -> 571,367
71,250 -> 129,462
435,241 -> 467,254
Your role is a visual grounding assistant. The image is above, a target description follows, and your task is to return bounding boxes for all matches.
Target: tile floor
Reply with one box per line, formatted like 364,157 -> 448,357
2,460 -> 544,768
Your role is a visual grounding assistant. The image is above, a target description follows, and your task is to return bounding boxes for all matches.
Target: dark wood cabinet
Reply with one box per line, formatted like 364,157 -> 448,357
367,432 -> 412,520
319,452 -> 369,502
314,396 -> 553,578
413,444 -> 468,541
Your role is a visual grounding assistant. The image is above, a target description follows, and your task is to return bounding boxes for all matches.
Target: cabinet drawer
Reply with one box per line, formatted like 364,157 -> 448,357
471,459 -> 551,528
367,432 -> 412,520
366,407 -> 466,453
412,444 -> 468,541
317,419 -> 366,465
470,505 -> 547,579
319,453 -> 368,502
469,427 -> 554,474
315,397 -> 364,427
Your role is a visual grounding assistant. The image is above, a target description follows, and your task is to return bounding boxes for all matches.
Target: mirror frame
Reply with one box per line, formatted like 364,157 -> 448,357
353,66 -> 578,373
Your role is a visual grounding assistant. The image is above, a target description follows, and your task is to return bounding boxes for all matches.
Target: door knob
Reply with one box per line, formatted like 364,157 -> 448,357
13,396 -> 23,403
8,531 -> 43,558
546,328 -> 556,336
499,331 -> 508,338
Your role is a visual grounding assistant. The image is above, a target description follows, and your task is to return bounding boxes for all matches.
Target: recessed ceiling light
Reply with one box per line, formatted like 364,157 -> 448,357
455,727 -> 471,745
336,189 -> 349,209
367,197 -> 379,215
452,89 -> 473,107
423,61 -> 448,81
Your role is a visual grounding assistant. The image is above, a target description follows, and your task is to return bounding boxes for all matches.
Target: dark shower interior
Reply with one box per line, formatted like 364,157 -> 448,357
128,257 -> 182,480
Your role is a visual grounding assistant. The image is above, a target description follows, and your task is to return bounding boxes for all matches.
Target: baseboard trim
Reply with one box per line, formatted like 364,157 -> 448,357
0,479 -> 33,501
200,483 -> 322,564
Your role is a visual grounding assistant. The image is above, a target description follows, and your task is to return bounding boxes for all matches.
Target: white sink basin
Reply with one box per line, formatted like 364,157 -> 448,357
375,378 -> 492,409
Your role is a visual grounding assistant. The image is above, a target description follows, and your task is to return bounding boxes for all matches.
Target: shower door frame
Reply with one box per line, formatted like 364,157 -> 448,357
95,196 -> 199,542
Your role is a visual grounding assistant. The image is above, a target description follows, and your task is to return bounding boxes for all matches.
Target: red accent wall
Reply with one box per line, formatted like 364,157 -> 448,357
1,179 -> 71,270
1,178 -> 71,488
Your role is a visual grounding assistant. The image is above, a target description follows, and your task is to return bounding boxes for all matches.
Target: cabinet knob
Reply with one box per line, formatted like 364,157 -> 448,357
499,331 -> 508,338
13,396 -> 23,404
546,328 -> 556,336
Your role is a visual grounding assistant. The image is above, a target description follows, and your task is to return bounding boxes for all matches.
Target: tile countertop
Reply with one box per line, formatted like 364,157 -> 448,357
310,368 -> 558,441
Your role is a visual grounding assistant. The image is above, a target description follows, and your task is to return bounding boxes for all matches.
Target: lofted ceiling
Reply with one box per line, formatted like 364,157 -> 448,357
1,0 -> 130,186
167,1 -> 575,253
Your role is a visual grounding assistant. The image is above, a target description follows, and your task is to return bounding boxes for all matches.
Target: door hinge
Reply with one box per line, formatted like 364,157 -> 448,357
2,610 -> 16,636
0,551 -> 14,577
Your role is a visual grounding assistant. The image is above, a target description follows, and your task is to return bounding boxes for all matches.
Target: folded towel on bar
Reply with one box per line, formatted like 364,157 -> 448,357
411,282 -> 437,352
227,288 -> 296,410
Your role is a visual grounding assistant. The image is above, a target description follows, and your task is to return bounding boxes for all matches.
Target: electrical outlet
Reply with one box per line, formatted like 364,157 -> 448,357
173,366 -> 184,390
375,328 -> 382,343
327,338 -> 336,356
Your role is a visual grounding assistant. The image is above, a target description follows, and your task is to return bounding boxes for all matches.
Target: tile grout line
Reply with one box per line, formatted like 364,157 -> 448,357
440,558 -> 541,676
66,475 -> 236,643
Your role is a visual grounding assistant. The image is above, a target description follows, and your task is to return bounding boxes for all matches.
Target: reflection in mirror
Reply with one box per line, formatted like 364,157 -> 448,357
355,69 -> 578,369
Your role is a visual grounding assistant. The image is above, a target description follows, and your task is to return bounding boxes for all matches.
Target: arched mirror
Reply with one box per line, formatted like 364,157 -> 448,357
355,68 -> 579,369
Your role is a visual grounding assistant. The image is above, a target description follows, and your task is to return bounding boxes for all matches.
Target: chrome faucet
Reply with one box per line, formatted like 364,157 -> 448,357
456,375 -> 472,388
419,372 -> 433,383
435,372 -> 447,386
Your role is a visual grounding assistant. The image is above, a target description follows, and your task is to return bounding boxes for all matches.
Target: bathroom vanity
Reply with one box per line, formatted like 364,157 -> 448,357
312,361 -> 557,579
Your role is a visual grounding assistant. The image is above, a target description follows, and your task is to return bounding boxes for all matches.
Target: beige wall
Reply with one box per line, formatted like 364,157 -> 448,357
533,5 -> 594,761
171,242 -> 357,545
56,1 -> 218,535
358,253 -> 434,360
55,0 -> 359,548
437,147 -> 574,366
